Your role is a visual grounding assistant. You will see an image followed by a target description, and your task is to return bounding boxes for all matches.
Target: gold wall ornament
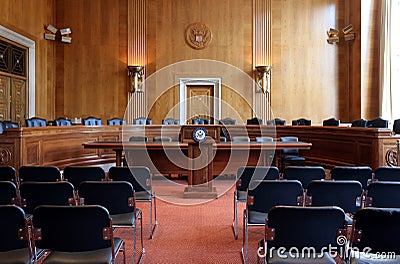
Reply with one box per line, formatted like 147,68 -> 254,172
185,23 -> 212,50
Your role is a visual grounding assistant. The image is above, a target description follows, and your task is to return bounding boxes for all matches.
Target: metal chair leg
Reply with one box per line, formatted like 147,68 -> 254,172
231,193 -> 239,239
241,209 -> 248,264
149,193 -> 158,239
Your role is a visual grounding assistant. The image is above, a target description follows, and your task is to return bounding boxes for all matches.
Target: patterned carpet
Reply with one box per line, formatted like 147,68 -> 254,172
114,185 -> 263,264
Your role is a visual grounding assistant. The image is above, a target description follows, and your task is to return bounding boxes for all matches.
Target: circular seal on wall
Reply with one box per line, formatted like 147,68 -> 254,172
185,23 -> 212,50
193,127 -> 208,142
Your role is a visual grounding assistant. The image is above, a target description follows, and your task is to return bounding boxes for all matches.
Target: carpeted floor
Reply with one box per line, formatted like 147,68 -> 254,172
114,185 -> 263,264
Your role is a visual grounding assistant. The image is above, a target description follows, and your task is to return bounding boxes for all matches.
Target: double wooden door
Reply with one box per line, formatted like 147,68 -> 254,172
0,75 -> 26,124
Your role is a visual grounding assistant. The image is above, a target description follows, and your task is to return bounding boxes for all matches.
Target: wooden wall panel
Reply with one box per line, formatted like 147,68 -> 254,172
0,0 -> 56,120
361,0 -> 381,119
271,0 -> 346,124
54,0 -> 128,122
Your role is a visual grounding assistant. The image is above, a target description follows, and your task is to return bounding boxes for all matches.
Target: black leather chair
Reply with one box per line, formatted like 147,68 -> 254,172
330,166 -> 373,189
374,166 -> 400,181
267,118 -> 286,126
350,208 -> 400,263
261,206 -> 346,264
18,166 -> 62,183
393,119 -> 400,134
366,117 -> 389,128
26,117 -> 47,127
192,118 -> 210,124
3,120 -> 19,128
63,166 -> 106,190
0,205 -> 31,264
108,166 -> 157,239
54,117 -> 72,126
282,166 -> 326,189
292,118 -> 311,126
32,205 -> 126,264
162,118 -> 179,125
19,181 -> 75,215
351,118 -> 368,127
0,181 -> 18,205
107,118 -> 126,125
246,117 -> 263,125
129,136 -> 148,142
323,117 -> 340,126
231,136 -> 250,143
82,116 -> 102,126
153,137 -> 172,142
242,180 -> 303,262
0,121 -> 4,134
219,118 -> 237,125
133,117 -> 152,125
232,166 -> 279,239
364,181 -> 400,208
279,136 -> 306,170
77,181 -> 144,263
306,180 -> 363,224
0,165 -> 17,182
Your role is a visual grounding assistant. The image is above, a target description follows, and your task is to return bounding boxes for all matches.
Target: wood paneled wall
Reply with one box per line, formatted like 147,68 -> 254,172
0,0 -> 55,120
54,0 -> 128,122
2,0 -> 379,124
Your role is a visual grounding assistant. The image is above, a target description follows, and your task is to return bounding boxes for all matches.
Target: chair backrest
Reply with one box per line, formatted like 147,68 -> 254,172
306,180 -> 363,214
162,118 -> 179,125
133,117 -> 151,125
107,118 -> 126,125
283,166 -> 326,188
19,181 -> 75,214
32,205 -> 113,252
366,117 -> 389,128
236,166 -> 279,192
374,166 -> 400,181
247,180 -> 303,214
19,166 -> 61,182
352,207 -> 400,254
393,119 -> 400,134
365,181 -> 400,208
63,166 -> 106,189
267,118 -> 286,126
266,206 -> 345,251
153,137 -> 172,142
330,166 -> 373,189
351,118 -> 367,127
108,166 -> 151,193
0,165 -> 17,182
3,120 -> 19,128
219,118 -> 237,125
231,136 -> 250,143
82,116 -> 102,126
129,136 -> 148,142
26,117 -> 47,127
0,121 -> 4,134
54,117 -> 72,126
280,136 -> 299,155
0,205 -> 29,252
323,117 -> 340,126
0,181 -> 18,205
247,117 -> 263,125
78,181 -> 136,215
291,118 -> 311,126
255,137 -> 273,143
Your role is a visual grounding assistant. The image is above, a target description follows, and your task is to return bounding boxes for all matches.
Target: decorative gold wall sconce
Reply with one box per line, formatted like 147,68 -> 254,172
326,24 -> 355,44
127,66 -> 144,93
255,66 -> 272,94
44,24 -> 57,40
44,25 -> 72,43
342,24 -> 355,41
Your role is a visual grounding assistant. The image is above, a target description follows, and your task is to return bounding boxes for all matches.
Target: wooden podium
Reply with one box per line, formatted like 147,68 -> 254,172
181,125 -> 220,198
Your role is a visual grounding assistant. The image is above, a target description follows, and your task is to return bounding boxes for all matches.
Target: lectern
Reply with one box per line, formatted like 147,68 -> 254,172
181,125 -> 220,198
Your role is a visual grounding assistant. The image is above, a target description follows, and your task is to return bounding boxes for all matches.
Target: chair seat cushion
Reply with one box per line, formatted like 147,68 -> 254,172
248,210 -> 267,225
135,191 -> 152,201
236,190 -> 247,201
42,237 -> 123,264
111,210 -> 141,226
268,252 -> 336,264
0,248 -> 31,264
283,156 -> 306,162
350,253 -> 400,264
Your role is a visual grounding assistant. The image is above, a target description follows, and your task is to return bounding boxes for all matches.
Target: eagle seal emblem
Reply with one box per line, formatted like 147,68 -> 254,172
185,23 -> 212,50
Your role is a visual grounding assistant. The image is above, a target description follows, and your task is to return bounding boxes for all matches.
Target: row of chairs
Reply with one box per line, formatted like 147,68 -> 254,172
257,206 -> 400,264
0,165 -> 157,239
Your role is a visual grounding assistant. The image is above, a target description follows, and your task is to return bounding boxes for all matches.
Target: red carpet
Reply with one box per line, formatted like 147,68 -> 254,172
114,186 -> 262,263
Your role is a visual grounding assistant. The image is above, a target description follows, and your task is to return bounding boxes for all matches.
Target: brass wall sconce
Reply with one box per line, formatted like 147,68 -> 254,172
44,24 -> 72,43
326,24 -> 355,44
255,65 -> 272,94
127,66 -> 144,93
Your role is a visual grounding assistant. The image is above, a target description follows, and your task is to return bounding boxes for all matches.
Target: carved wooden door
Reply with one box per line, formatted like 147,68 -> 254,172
186,85 -> 214,124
